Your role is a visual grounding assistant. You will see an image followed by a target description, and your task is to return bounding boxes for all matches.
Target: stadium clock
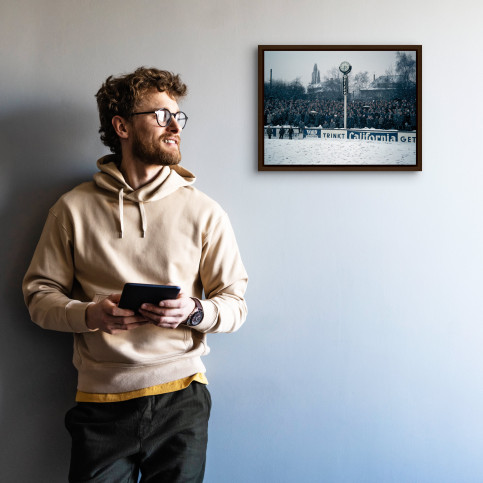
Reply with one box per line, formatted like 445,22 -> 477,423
339,61 -> 352,75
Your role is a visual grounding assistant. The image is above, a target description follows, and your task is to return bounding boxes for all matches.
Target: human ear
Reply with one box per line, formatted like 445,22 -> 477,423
112,116 -> 129,139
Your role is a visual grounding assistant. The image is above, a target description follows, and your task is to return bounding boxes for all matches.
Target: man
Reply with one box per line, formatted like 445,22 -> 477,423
22,67 -> 248,482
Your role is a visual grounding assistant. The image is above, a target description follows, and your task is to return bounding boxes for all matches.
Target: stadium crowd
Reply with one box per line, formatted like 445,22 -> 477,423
264,98 -> 417,131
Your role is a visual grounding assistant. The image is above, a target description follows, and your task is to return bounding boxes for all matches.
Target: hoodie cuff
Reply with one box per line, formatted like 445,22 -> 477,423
194,299 -> 218,333
66,300 -> 98,333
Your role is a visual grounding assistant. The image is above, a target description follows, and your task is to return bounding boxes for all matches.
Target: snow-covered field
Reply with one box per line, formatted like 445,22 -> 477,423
264,137 -> 416,165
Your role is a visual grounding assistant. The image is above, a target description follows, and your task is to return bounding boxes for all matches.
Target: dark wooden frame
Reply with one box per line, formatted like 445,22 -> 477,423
258,45 -> 422,171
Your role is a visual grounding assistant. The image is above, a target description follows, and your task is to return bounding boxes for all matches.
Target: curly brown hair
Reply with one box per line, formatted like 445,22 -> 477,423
95,67 -> 188,154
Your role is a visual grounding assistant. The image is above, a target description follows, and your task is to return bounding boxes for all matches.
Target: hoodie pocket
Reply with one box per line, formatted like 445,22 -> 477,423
78,325 -> 191,367
75,306 -> 191,368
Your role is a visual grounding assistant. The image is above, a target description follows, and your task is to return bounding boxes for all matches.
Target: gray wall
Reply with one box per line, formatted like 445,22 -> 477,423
2,1 -> 483,481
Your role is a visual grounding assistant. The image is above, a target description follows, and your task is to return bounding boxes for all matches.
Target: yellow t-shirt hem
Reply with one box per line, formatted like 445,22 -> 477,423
75,373 -> 208,403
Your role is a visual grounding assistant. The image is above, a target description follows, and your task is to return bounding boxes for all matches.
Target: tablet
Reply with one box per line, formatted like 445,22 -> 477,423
118,283 -> 181,312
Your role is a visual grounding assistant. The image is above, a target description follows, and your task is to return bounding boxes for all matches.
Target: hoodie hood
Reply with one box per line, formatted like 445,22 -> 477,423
93,154 -> 196,237
93,154 -> 195,202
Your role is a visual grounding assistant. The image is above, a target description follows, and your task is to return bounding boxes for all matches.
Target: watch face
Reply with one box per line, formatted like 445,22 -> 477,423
187,310 -> 203,327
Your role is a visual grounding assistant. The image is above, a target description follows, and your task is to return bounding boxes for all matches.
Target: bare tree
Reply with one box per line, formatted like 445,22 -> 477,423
395,52 -> 416,84
326,66 -> 342,80
320,67 -> 343,100
394,51 -> 417,98
264,78 -> 306,100
352,71 -> 370,91
385,65 -> 395,77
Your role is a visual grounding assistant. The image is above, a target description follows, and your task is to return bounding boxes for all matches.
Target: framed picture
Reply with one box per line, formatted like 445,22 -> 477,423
258,45 -> 422,171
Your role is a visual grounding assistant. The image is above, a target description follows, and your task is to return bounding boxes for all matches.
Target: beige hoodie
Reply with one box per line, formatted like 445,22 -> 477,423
23,155 -> 248,394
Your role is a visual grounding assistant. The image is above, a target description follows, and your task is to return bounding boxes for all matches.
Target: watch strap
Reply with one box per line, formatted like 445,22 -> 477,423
185,298 -> 204,327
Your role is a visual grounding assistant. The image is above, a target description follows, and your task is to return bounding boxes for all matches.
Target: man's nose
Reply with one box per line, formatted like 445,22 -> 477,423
167,117 -> 181,133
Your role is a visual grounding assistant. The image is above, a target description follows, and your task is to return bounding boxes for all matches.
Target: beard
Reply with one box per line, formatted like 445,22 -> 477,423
131,130 -> 182,167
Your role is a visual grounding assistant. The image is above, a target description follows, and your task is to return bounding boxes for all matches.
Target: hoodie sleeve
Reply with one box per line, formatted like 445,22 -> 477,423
194,211 -> 248,334
22,210 -> 92,333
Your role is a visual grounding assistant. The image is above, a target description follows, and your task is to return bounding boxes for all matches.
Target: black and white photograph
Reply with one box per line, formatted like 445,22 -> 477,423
258,45 -> 422,171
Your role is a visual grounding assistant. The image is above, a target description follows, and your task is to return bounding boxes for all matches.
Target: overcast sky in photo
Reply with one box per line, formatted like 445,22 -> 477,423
264,50 -> 416,86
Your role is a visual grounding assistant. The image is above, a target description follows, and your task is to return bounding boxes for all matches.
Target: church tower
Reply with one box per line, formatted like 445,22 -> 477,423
311,64 -> 321,84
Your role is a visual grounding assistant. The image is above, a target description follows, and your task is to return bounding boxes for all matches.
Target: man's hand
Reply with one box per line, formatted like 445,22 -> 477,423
86,294 -> 148,334
138,292 -> 195,329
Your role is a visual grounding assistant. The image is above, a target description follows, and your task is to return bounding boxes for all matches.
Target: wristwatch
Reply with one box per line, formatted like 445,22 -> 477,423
185,298 -> 204,327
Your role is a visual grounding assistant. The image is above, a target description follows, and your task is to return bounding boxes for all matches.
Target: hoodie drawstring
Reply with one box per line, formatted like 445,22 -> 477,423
118,188 -> 124,238
139,201 -> 147,238
118,188 -> 148,238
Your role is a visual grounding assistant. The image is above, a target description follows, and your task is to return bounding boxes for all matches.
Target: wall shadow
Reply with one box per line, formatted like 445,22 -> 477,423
0,105 -> 99,482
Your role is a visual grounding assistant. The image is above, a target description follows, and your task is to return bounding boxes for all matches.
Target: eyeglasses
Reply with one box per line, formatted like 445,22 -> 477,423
131,108 -> 188,129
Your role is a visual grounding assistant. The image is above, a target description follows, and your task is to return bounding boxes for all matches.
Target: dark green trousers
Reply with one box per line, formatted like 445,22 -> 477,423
65,382 -> 211,482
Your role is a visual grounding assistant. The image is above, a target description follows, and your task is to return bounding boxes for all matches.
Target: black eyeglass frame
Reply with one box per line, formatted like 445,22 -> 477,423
131,108 -> 188,129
